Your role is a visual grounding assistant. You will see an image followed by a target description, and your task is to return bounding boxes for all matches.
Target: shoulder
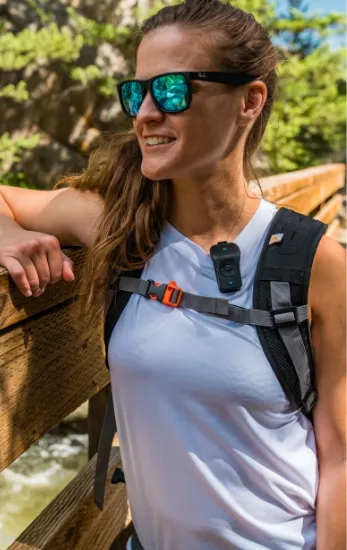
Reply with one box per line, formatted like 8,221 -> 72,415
308,235 -> 346,456
309,235 -> 346,322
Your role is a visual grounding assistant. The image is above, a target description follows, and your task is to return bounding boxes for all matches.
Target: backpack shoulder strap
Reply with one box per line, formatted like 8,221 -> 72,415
94,267 -> 144,511
253,207 -> 327,418
104,268 -> 144,369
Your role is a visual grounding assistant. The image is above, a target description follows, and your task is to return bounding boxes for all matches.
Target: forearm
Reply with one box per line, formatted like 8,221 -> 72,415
0,193 -> 15,220
0,195 -> 24,240
0,185 -> 102,247
316,460 -> 346,550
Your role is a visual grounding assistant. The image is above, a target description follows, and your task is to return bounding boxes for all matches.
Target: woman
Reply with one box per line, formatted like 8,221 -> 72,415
0,1 -> 345,549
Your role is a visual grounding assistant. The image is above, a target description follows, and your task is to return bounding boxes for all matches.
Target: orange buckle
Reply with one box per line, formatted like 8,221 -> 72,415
162,280 -> 183,308
147,279 -> 182,307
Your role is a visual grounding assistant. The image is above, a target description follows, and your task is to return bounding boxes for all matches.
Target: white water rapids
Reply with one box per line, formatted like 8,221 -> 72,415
0,430 -> 88,548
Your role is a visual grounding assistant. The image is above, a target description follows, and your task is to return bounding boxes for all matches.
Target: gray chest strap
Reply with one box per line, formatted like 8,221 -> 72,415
117,276 -> 309,328
94,276 -> 310,511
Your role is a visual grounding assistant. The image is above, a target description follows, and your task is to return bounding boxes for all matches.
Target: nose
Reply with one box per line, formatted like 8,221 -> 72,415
135,90 -> 165,124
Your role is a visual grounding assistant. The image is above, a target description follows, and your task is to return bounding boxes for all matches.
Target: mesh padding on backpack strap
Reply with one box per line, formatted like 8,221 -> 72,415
279,213 -> 314,255
254,207 -> 327,415
259,282 -> 302,408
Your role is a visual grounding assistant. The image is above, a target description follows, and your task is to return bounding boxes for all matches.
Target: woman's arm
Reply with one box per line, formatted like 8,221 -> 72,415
0,185 -> 104,296
310,236 -> 346,550
0,185 -> 104,248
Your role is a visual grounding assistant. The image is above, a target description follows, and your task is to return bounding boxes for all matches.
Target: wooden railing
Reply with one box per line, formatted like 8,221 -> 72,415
0,163 -> 345,549
259,163 -> 346,241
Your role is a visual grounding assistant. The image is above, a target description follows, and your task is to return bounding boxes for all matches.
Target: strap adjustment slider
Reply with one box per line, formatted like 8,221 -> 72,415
145,279 -> 182,307
271,306 -> 298,326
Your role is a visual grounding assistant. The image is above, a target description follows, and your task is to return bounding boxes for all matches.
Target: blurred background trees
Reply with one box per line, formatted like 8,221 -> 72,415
0,0 -> 345,189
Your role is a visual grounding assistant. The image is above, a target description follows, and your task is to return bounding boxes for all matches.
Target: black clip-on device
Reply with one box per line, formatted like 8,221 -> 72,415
210,241 -> 242,293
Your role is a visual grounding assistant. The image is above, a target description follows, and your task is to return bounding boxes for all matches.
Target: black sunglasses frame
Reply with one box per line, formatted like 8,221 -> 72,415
117,71 -> 256,118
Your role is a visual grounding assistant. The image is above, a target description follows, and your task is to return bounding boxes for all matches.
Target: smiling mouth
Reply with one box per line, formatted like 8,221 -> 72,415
144,137 -> 177,147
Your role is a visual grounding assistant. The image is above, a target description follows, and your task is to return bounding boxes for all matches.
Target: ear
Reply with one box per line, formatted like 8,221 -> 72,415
237,81 -> 268,127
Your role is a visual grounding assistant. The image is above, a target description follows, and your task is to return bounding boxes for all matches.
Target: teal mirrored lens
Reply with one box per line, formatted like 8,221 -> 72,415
121,81 -> 143,116
152,74 -> 189,112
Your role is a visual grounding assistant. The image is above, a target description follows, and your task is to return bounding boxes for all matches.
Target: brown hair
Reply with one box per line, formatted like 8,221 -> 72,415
56,0 -> 280,327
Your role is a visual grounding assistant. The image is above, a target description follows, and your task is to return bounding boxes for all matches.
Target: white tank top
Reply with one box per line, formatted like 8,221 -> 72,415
109,199 -> 318,550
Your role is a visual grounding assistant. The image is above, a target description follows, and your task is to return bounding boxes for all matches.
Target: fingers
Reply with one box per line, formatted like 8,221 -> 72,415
20,236 -> 62,295
29,248 -> 55,297
61,251 -> 75,281
3,235 -> 75,297
3,256 -> 35,297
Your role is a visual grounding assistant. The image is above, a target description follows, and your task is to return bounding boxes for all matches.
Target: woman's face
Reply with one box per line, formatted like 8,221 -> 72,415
133,26 -> 258,182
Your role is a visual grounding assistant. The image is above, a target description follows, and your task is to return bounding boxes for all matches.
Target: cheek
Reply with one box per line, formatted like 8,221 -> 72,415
183,110 -> 235,160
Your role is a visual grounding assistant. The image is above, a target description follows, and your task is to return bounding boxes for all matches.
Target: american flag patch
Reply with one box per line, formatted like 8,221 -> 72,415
269,233 -> 284,245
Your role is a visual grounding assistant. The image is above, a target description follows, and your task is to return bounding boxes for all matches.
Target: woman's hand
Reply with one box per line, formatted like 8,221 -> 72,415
0,224 -> 75,298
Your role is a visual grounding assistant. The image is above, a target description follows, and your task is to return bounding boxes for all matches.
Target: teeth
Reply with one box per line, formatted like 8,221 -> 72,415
145,136 -> 175,146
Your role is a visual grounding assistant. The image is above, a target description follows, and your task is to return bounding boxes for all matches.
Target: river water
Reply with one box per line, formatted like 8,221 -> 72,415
0,425 -> 88,548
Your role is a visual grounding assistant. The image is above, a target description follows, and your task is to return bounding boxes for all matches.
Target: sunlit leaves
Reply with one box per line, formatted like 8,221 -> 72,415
0,82 -> 29,102
0,133 -> 41,178
0,24 -> 83,70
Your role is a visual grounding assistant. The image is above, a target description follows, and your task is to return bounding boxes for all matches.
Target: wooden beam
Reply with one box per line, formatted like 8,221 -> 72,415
260,163 -> 345,203
0,247 -> 85,331
0,299 -> 109,471
276,172 -> 344,215
8,440 -> 133,550
314,194 -> 343,224
326,218 -> 341,240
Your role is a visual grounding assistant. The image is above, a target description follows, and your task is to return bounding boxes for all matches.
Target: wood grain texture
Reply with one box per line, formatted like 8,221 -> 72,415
314,194 -> 343,224
276,170 -> 345,214
260,163 -> 345,203
0,298 -> 109,471
0,247 -> 86,331
8,440 -> 133,550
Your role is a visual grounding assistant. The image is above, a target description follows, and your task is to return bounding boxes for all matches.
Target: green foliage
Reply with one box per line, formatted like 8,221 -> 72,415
0,133 -> 41,180
0,81 -> 28,102
263,45 -> 346,172
69,65 -> 119,97
0,172 -> 37,188
67,7 -> 131,46
0,24 -> 84,71
0,0 -> 345,184
273,0 -> 346,57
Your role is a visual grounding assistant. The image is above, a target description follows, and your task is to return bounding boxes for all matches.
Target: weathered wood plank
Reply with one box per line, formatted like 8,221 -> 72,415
0,299 -> 109,471
326,218 -> 341,240
8,440 -> 133,550
260,163 -> 345,202
314,194 -> 343,224
0,247 -> 85,330
276,171 -> 344,214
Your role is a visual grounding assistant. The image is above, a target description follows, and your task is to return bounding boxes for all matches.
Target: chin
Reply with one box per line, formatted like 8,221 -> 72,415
141,160 -> 177,181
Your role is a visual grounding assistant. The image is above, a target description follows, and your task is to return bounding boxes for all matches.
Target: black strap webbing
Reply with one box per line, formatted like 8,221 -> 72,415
94,392 -> 117,510
94,268 -> 143,510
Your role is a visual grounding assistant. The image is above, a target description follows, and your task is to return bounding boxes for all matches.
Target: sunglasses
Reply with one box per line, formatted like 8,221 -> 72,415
117,71 -> 256,118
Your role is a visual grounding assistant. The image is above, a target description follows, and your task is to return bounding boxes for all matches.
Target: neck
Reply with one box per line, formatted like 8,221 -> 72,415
168,162 -> 260,253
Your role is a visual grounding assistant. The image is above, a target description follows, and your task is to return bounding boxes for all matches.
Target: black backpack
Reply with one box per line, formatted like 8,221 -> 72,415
94,207 -> 327,510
